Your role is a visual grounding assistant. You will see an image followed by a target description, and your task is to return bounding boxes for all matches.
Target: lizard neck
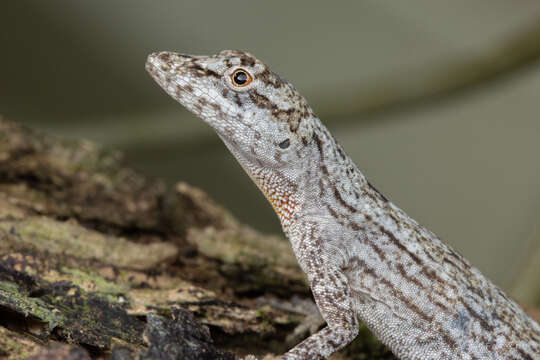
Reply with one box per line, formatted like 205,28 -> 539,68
253,117 -> 373,232
293,119 -> 374,224
216,132 -> 302,230
284,118 -> 396,253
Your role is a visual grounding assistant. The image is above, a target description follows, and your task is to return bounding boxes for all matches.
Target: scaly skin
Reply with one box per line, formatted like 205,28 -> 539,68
146,50 -> 540,359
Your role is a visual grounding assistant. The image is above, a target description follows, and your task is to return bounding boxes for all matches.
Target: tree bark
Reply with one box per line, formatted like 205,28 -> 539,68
0,117 -> 395,359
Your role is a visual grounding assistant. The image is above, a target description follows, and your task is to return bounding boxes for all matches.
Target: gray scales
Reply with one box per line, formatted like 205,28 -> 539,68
146,50 -> 540,360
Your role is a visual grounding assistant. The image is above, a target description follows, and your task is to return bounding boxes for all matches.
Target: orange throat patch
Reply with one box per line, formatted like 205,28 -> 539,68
249,167 -> 298,228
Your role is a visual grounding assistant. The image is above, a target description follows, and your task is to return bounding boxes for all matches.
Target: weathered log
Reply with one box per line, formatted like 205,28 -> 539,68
0,117 -> 393,359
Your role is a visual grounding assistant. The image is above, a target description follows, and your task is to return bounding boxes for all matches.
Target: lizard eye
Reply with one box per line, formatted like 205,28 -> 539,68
231,69 -> 252,87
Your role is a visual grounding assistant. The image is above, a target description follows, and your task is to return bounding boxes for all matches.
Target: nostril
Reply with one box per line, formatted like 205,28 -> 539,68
146,52 -> 173,74
158,52 -> 171,62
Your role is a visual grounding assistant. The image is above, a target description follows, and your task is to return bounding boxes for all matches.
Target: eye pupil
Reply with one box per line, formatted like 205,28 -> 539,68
278,139 -> 290,149
234,71 -> 248,84
231,69 -> 252,87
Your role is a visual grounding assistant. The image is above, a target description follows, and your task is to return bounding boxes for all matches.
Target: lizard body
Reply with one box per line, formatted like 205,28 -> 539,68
146,50 -> 540,359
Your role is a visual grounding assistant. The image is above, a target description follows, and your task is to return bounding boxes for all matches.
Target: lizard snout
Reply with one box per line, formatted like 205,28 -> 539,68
146,52 -> 173,73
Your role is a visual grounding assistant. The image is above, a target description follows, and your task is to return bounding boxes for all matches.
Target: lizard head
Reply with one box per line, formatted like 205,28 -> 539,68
146,50 -> 318,225
145,50 -> 315,159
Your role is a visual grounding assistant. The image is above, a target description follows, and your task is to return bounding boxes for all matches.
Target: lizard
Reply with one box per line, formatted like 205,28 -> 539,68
145,49 -> 540,360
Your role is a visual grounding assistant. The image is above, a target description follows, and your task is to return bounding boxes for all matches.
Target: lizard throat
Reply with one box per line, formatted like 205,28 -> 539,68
216,133 -> 299,228
248,167 -> 298,228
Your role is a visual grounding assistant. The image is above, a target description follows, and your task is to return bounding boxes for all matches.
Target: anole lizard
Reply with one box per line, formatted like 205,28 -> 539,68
146,50 -> 540,359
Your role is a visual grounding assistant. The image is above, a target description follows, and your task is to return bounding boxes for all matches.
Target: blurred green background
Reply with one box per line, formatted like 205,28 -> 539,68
1,1 -> 539,304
